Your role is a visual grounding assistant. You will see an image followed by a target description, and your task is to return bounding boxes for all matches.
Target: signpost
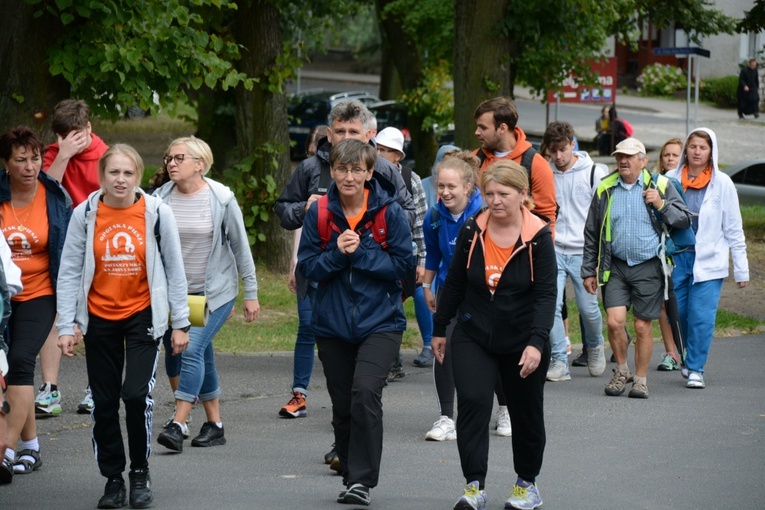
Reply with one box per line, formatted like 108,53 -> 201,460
653,47 -> 711,135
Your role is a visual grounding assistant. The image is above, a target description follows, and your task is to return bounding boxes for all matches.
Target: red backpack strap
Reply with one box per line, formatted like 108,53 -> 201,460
317,195 -> 341,249
362,205 -> 389,250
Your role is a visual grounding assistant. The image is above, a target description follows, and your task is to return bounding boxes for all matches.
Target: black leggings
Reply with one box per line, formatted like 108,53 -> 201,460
6,295 -> 56,386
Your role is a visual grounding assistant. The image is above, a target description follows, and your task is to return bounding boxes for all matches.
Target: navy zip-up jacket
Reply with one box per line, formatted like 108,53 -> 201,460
297,177 -> 413,343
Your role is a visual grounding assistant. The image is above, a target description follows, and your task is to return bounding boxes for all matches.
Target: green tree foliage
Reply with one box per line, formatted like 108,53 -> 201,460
738,0 -> 765,33
25,0 -> 253,118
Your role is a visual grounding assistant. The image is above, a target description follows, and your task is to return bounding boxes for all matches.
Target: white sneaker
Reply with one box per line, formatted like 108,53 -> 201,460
587,346 -> 607,377
546,360 -> 571,381
686,371 -> 705,389
494,406 -> 512,437
425,415 -> 456,441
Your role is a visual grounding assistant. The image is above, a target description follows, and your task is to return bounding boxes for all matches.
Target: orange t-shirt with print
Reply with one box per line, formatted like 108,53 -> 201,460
483,231 -> 514,294
1,188 -> 54,301
88,196 -> 151,320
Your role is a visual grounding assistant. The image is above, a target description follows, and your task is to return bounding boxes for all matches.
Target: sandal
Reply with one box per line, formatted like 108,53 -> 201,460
13,449 -> 42,474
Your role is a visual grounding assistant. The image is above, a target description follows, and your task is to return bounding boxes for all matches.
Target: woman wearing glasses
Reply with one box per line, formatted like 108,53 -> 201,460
298,139 -> 412,506
154,137 -> 259,453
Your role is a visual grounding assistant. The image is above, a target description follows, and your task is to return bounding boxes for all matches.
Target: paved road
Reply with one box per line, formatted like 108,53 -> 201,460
2,334 -> 764,509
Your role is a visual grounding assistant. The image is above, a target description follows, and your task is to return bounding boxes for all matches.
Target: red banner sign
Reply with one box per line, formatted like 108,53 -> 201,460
546,57 -> 618,104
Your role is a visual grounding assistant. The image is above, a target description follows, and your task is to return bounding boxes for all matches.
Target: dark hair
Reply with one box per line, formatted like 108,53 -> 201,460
608,104 -> 619,122
51,99 -> 91,136
306,125 -> 328,157
542,121 -> 576,149
0,126 -> 44,161
149,165 -> 170,189
329,138 -> 376,170
473,97 -> 518,131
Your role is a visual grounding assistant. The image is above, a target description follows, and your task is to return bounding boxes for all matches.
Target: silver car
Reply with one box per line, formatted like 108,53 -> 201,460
720,160 -> 765,206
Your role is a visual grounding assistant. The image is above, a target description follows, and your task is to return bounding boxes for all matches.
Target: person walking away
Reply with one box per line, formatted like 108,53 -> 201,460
737,58 -> 760,119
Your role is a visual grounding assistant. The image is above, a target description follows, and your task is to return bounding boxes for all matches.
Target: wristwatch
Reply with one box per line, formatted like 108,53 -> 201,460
175,325 -> 191,333
0,400 -> 9,417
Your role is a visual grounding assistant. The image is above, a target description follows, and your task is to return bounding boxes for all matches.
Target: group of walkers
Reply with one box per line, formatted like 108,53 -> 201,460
0,92 -> 751,510
0,100 -> 260,509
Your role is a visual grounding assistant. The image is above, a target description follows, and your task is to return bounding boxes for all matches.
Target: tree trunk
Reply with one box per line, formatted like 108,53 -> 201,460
233,0 -> 291,272
0,0 -> 69,139
375,0 -> 438,177
453,0 -> 512,150
378,46 -> 402,101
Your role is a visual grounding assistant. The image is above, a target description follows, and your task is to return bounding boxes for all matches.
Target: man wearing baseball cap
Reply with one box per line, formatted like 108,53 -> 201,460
581,137 -> 691,399
374,127 -> 434,372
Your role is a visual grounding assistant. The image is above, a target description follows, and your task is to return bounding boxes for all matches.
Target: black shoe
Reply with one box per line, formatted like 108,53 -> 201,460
97,475 -> 126,509
338,483 -> 371,506
572,351 -> 588,367
191,421 -> 226,447
324,443 -> 337,465
412,347 -> 434,367
0,456 -> 13,485
157,422 -> 184,452
756,113 -> 760,119
128,468 -> 153,509
739,113 -> 745,119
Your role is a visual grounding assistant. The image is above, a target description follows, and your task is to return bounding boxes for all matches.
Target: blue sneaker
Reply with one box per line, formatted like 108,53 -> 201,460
454,481 -> 486,510
505,479 -> 542,509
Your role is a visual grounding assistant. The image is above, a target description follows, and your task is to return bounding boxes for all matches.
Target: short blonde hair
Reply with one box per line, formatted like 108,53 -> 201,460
480,160 -> 534,211
166,136 -> 213,175
98,144 -> 144,190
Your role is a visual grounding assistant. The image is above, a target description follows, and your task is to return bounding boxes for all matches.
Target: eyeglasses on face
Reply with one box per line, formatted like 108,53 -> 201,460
332,165 -> 369,176
162,154 -> 200,166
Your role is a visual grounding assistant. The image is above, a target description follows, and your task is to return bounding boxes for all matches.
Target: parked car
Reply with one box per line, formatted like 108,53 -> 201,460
720,160 -> 765,206
288,89 -> 381,159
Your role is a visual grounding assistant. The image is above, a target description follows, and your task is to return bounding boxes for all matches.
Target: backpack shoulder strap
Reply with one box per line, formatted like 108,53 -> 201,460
317,163 -> 332,195
476,149 -> 487,169
317,195 -> 334,249
520,146 -> 537,182
401,166 -> 413,196
590,164 -> 597,188
370,205 -> 389,250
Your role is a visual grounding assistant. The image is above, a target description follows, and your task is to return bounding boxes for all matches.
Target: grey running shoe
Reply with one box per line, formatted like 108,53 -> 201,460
587,346 -> 606,376
546,360 -> 571,381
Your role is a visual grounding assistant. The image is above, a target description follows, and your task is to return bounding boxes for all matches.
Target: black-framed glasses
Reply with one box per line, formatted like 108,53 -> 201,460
163,154 -> 200,166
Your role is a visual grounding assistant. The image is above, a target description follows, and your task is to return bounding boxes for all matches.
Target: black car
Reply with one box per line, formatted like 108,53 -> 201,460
288,90 -> 381,160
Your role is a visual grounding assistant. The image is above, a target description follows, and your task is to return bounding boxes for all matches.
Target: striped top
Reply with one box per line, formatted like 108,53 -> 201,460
168,184 -> 214,292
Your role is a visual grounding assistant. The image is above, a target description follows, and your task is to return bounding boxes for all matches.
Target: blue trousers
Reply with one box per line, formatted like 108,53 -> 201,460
292,291 -> 316,394
672,251 -> 723,374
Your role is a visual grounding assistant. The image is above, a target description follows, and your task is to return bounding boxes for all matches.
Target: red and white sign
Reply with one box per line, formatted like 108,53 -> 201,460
546,57 -> 618,104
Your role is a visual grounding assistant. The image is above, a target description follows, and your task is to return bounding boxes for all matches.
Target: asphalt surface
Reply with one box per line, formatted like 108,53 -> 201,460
2,334 -> 764,509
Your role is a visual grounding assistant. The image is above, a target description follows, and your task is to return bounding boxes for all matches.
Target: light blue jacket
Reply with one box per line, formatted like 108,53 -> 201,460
56,189 -> 190,338
154,178 -> 258,311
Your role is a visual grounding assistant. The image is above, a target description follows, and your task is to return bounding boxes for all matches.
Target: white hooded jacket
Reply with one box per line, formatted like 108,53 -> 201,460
666,128 -> 749,283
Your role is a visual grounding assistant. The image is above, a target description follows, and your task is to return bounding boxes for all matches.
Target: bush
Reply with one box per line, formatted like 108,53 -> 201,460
700,75 -> 739,108
636,64 -> 686,97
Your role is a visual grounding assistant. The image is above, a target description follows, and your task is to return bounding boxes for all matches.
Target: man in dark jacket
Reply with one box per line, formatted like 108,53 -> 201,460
738,58 -> 760,119
582,138 -> 692,400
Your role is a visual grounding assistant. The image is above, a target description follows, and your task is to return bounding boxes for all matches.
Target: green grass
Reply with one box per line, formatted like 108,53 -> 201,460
212,266 -> 423,353
741,205 -> 765,241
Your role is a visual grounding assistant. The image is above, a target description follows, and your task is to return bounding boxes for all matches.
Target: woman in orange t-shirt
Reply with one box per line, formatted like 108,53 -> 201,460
56,144 -> 190,508
0,126 -> 71,485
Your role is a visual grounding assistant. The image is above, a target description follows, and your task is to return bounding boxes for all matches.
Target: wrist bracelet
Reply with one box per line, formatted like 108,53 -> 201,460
422,283 -> 432,289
